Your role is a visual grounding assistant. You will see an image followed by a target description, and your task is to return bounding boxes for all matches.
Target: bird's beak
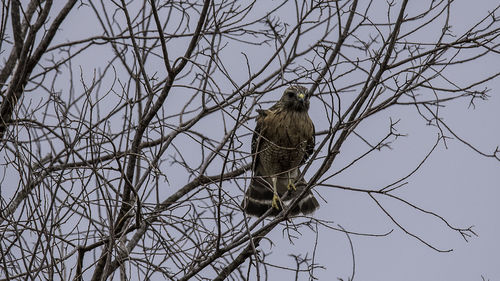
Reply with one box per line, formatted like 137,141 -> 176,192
297,93 -> 305,100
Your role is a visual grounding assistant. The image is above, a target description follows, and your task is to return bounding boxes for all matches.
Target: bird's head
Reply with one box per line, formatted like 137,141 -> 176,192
279,85 -> 310,112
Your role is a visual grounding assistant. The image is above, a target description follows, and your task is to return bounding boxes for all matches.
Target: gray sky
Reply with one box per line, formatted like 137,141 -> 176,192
1,0 -> 498,280
245,1 -> 500,280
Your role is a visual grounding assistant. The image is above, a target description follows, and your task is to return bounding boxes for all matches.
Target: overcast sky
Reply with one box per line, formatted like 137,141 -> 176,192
237,1 -> 500,280
1,0 -> 499,280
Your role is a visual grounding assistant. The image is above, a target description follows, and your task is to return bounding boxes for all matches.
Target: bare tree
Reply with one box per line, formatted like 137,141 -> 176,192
0,0 -> 498,280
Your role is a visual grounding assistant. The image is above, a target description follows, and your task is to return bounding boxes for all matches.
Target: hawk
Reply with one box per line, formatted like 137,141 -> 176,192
242,85 -> 320,216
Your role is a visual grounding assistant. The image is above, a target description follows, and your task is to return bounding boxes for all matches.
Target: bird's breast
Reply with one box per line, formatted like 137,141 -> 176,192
264,110 -> 312,146
257,110 -> 313,174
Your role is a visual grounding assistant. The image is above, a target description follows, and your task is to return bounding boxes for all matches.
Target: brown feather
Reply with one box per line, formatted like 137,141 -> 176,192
242,86 -> 319,216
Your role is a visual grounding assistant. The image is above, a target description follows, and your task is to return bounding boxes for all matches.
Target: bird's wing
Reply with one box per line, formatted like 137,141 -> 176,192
251,109 -> 268,171
302,121 -> 315,164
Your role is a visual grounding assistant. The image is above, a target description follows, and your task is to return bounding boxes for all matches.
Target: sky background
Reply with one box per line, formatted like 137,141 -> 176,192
1,0 -> 499,280
255,1 -> 500,280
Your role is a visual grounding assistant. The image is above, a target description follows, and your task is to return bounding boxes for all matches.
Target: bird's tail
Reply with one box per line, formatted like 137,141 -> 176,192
241,176 -> 319,217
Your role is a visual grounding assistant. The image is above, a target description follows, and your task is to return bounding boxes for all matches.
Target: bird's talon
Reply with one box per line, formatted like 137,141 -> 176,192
271,194 -> 280,210
287,182 -> 296,191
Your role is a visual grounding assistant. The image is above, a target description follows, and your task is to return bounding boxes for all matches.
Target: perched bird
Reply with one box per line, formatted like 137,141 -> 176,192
242,85 -> 320,216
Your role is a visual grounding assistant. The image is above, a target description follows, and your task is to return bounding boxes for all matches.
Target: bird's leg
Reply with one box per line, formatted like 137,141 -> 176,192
287,171 -> 296,191
271,177 -> 280,210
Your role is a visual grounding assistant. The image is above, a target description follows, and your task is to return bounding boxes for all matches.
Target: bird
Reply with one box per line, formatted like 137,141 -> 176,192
241,85 -> 320,216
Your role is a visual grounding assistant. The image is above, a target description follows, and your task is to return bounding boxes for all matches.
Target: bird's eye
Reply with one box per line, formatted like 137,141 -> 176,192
286,91 -> 295,98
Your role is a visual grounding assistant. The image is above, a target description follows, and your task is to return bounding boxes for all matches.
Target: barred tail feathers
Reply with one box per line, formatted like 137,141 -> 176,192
241,176 -> 278,217
242,176 -> 319,216
293,179 -> 320,215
